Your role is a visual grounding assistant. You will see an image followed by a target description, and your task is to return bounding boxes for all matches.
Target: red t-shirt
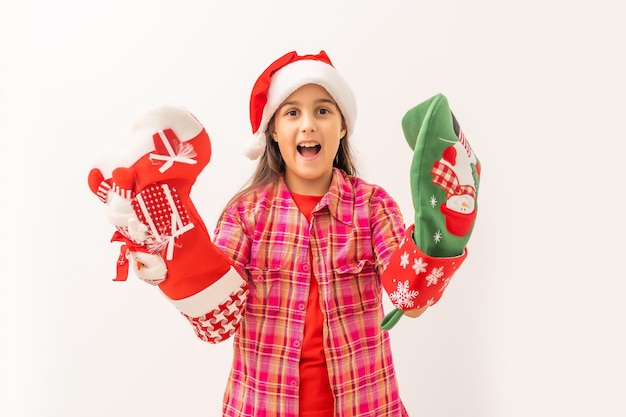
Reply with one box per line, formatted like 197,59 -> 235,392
291,192 -> 335,417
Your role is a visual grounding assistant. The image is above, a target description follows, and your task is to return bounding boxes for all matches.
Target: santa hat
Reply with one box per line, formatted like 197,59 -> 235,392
244,50 -> 357,160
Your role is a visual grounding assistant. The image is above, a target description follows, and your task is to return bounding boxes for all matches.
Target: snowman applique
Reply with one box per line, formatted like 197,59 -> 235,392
430,119 -> 481,237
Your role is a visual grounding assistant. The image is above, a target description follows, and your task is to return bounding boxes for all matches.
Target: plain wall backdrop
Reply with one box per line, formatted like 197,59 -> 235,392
2,0 -> 625,416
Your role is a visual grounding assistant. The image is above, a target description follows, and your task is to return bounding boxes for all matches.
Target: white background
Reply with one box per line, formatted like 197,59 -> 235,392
2,0 -> 625,416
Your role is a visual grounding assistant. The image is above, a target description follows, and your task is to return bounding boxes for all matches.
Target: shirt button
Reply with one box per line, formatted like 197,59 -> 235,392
297,303 -> 305,311
290,380 -> 298,387
293,340 -> 301,348
302,264 -> 309,272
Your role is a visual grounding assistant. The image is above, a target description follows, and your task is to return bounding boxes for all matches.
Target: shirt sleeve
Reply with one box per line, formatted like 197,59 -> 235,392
213,202 -> 252,277
369,187 -> 406,270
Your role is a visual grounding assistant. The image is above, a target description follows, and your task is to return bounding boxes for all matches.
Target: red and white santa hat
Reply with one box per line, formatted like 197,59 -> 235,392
244,50 -> 357,160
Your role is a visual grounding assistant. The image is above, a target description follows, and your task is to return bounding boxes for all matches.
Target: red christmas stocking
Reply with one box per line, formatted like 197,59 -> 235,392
87,105 -> 248,341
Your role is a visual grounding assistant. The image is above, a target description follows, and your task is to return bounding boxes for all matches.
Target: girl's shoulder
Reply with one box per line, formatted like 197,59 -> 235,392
340,171 -> 396,203
224,181 -> 284,215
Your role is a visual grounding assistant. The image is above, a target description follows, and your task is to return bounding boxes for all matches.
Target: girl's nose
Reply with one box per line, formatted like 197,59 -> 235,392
300,111 -> 316,132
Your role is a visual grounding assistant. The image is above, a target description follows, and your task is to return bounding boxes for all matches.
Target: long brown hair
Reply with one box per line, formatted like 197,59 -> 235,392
218,116 -> 358,223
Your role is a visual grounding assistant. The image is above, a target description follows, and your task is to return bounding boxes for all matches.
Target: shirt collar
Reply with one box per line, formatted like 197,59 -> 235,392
277,168 -> 354,225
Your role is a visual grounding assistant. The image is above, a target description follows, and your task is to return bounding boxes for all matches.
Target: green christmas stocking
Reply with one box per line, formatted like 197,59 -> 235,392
381,94 -> 481,330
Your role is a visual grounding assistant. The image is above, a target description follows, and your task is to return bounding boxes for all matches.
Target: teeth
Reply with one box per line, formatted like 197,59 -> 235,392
298,143 -> 319,148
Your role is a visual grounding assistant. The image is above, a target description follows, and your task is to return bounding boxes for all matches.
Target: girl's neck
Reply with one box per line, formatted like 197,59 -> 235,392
284,169 -> 333,196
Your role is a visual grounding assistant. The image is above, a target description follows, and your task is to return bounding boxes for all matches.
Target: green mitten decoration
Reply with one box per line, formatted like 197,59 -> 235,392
381,94 -> 481,330
405,93 -> 481,255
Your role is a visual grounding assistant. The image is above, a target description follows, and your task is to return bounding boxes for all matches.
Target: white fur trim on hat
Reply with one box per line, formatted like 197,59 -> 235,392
245,59 -> 357,160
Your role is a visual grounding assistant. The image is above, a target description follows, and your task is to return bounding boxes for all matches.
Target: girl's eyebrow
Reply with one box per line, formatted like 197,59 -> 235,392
279,98 -> 338,109
316,98 -> 337,106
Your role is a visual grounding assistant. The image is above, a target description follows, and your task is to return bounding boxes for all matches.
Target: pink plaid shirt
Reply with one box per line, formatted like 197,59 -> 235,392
213,169 -> 410,417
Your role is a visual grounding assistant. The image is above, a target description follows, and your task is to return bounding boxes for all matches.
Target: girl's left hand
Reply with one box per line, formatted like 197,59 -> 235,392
404,306 -> 428,318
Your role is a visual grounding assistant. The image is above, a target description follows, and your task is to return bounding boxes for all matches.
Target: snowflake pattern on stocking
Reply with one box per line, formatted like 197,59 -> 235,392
389,280 -> 420,309
439,276 -> 452,293
426,266 -> 445,286
382,225 -> 467,311
412,257 -> 428,274
400,252 -> 410,269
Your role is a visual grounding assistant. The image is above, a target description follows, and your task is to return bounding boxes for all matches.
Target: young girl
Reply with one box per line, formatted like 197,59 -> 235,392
88,50 -> 471,417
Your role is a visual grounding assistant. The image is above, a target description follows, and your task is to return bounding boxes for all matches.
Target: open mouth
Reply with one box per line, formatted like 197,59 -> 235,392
297,143 -> 321,158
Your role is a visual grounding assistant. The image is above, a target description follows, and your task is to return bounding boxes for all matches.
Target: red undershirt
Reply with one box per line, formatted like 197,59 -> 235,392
291,192 -> 335,417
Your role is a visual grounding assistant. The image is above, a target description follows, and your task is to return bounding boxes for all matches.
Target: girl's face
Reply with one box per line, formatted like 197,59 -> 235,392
271,83 -> 346,196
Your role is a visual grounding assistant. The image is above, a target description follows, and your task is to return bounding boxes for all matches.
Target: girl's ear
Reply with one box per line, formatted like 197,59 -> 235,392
271,131 -> 278,142
340,127 -> 347,139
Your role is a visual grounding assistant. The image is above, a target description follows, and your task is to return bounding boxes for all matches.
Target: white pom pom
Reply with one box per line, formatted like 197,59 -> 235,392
244,131 -> 266,160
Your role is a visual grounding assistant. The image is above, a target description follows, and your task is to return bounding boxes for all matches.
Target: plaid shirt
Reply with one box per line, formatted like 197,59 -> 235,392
213,169 -> 410,417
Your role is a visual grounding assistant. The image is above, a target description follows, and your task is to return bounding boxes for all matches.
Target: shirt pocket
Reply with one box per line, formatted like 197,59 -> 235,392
332,259 -> 381,315
244,265 -> 282,316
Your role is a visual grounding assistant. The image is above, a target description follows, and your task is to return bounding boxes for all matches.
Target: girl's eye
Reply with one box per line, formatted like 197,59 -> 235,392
286,109 -> 298,117
318,108 -> 330,115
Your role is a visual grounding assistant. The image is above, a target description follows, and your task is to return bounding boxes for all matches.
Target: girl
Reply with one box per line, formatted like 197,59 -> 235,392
89,50 -> 469,417
214,51 -> 419,416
